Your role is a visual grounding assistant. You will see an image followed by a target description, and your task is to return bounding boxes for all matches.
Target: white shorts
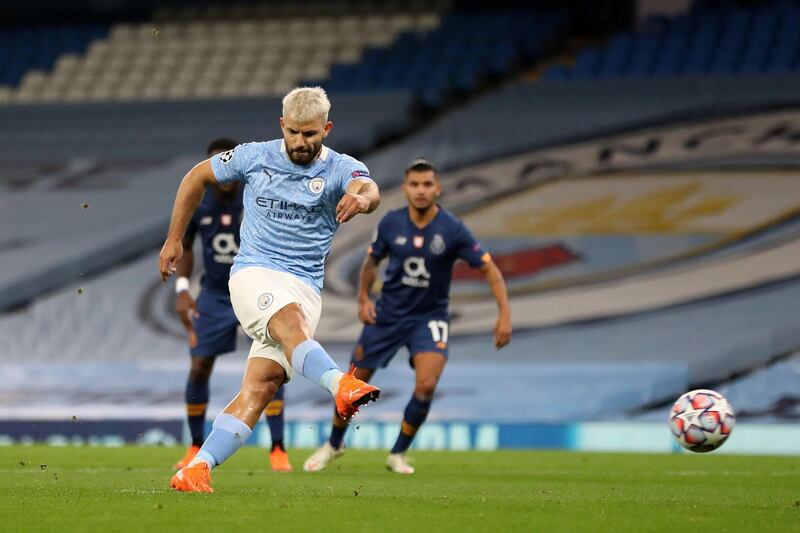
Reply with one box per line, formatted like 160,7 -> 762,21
228,267 -> 322,381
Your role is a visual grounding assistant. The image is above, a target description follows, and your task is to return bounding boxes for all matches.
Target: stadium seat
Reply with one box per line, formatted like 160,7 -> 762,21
555,0 -> 800,81
2,5 -> 447,105
313,7 -> 567,109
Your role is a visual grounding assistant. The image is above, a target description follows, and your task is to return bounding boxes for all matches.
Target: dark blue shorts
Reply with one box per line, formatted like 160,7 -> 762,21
190,289 -> 239,357
352,317 -> 449,369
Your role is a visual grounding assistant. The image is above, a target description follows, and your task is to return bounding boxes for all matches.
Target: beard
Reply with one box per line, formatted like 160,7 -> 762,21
287,142 -> 322,165
411,198 -> 435,214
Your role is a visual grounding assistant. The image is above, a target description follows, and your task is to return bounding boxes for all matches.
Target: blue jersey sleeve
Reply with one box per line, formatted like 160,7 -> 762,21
367,214 -> 391,260
457,222 -> 489,268
337,156 -> 373,196
210,144 -> 252,184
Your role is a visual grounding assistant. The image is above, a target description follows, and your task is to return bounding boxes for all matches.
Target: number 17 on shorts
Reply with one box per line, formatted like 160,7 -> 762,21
425,320 -> 449,352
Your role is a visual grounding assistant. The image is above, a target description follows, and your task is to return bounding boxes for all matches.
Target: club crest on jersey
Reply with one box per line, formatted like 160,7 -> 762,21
218,149 -> 235,163
413,236 -> 424,248
257,293 -> 274,310
308,176 -> 326,195
220,214 -> 232,226
430,234 -> 446,255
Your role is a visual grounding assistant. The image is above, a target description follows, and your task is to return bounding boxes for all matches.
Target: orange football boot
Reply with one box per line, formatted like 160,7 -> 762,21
170,461 -> 214,493
269,447 -> 293,472
335,367 -> 380,419
173,445 -> 201,470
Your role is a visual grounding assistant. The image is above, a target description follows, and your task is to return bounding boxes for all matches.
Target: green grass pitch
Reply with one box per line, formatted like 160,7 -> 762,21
1,446 -> 798,532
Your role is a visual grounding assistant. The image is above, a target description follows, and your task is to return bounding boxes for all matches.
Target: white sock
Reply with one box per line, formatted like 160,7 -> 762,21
320,369 -> 344,395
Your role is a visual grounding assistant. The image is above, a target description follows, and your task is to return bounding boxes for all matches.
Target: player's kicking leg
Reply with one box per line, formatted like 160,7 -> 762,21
264,385 -> 291,472
174,356 -> 215,470
171,303 -> 379,492
267,304 -> 380,421
386,352 -> 446,474
304,366 -> 375,472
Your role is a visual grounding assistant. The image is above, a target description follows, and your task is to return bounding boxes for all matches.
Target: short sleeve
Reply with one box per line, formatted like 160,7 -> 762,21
339,157 -> 373,196
456,222 -> 490,268
367,215 -> 391,260
210,144 -> 250,184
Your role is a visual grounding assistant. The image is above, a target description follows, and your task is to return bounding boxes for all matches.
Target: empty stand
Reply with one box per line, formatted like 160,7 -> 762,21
310,9 -> 567,107
0,25 -> 107,101
544,1 -> 800,81
4,4 -> 446,105
1,2 -> 568,109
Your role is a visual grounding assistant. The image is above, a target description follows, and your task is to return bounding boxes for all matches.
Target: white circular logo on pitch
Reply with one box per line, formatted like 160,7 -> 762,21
257,293 -> 274,310
308,177 -> 325,194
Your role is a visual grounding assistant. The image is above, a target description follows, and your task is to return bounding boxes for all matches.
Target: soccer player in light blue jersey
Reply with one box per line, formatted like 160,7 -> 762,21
159,87 -> 381,493
172,138 -> 292,474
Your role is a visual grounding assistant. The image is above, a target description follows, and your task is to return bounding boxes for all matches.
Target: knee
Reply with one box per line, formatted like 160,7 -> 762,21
189,361 -> 213,383
243,382 -> 277,405
414,377 -> 438,401
267,304 -> 310,348
242,369 -> 284,404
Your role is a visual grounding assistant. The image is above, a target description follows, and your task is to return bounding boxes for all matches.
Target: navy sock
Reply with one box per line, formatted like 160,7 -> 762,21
185,377 -> 210,447
329,410 -> 349,449
391,396 -> 432,454
265,385 -> 286,449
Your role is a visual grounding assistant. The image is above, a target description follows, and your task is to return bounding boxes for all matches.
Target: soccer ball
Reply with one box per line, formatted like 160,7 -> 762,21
669,389 -> 735,452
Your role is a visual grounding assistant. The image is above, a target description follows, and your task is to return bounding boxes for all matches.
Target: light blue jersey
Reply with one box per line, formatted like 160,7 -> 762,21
210,139 -> 373,292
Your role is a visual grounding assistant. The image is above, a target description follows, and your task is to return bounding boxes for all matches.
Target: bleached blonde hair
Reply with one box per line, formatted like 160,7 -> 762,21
282,86 -> 331,123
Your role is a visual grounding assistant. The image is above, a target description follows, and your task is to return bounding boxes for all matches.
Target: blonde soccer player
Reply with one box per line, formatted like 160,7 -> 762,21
160,87 -> 381,492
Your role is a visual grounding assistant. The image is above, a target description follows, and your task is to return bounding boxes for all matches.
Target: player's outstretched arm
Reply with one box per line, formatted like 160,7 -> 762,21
159,160 -> 217,281
480,259 -> 512,349
357,255 -> 381,324
336,179 -> 380,223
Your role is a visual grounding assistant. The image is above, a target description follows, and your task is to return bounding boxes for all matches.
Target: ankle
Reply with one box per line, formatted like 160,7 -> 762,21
321,369 -> 344,395
186,456 -> 211,469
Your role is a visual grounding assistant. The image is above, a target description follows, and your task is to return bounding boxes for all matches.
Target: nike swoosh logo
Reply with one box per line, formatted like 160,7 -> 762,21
348,388 -> 362,400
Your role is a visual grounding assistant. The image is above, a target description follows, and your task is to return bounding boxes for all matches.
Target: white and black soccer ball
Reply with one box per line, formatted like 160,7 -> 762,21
669,389 -> 735,453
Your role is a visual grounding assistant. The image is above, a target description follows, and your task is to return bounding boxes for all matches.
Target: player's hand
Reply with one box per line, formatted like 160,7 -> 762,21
176,291 -> 199,348
358,298 -> 377,324
494,312 -> 512,349
336,193 -> 370,223
159,238 -> 183,281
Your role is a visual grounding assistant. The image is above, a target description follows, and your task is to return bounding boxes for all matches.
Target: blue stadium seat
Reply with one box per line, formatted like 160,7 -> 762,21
321,8 -> 568,110
0,24 -> 108,87
541,65 -> 569,81
559,1 -> 795,82
418,87 -> 445,108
